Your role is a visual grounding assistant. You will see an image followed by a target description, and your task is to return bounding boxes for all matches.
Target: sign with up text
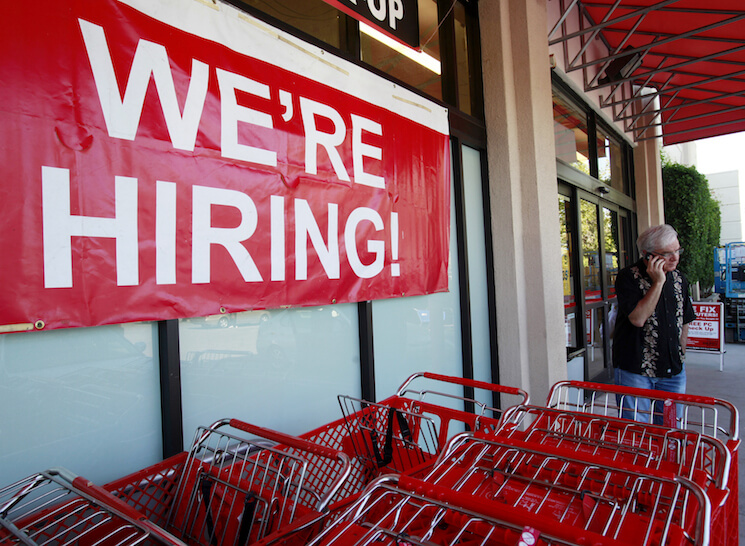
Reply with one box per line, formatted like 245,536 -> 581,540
323,0 -> 419,49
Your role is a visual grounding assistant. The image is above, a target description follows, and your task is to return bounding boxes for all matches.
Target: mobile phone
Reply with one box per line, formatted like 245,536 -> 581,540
645,253 -> 653,260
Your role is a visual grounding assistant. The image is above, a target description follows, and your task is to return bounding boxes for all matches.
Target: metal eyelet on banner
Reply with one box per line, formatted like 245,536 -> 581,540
34,320 -> 45,330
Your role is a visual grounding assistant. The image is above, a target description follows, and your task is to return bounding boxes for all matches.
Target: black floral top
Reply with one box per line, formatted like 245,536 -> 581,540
612,259 -> 696,378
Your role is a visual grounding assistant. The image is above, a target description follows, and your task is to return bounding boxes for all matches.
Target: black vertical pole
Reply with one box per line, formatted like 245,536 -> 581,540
158,319 -> 183,458
358,301 -> 376,402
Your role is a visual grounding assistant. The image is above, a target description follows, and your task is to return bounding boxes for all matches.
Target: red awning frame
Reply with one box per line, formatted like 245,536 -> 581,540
549,0 -> 745,145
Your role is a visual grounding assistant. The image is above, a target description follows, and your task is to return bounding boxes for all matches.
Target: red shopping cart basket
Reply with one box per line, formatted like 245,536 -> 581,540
295,372 -> 529,503
104,418 -> 350,546
546,381 -> 739,441
546,380 -> 739,545
415,433 -> 711,546
0,467 -> 185,545
496,404 -> 731,546
496,404 -> 731,497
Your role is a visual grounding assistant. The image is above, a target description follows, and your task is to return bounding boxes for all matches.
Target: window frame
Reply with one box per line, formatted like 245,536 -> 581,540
552,75 -> 634,199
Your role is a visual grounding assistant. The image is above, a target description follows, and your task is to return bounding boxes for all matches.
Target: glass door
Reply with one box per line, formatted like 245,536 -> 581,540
559,195 -> 578,344
559,186 -> 631,382
603,206 -> 620,369
559,191 -> 582,380
580,197 -> 606,381
578,193 -> 626,382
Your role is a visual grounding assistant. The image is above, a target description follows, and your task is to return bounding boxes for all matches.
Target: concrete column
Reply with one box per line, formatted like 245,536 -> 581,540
479,0 -> 566,401
634,137 -> 665,231
633,100 -> 665,231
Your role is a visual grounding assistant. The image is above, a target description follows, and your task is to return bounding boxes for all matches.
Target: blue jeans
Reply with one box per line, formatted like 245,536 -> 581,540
614,367 -> 686,425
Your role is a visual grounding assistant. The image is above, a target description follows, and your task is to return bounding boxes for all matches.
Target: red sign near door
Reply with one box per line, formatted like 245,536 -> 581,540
687,303 -> 724,352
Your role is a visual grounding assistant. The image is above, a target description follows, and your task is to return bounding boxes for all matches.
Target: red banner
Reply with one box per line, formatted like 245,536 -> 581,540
0,0 -> 450,332
686,303 -> 724,352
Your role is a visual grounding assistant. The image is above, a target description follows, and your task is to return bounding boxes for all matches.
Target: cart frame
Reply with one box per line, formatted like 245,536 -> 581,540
0,467 -> 186,546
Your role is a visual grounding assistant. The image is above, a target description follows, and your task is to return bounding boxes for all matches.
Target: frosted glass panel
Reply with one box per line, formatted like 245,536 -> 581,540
372,293 -> 461,396
180,305 -> 360,441
462,146 -> 493,407
373,160 -> 462,401
0,323 -> 162,485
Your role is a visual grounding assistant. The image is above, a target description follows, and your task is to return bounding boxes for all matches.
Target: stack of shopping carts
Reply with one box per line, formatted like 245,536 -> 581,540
0,373 -> 738,545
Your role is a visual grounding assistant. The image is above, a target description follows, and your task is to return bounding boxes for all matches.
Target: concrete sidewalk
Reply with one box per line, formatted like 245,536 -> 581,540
685,342 -> 744,543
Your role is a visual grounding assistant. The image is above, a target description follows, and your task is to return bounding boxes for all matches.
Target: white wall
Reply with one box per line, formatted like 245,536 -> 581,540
687,133 -> 745,245
707,171 -> 744,244
664,141 -> 697,167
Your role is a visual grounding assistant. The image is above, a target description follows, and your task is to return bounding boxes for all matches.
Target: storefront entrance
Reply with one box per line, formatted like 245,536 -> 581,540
560,184 -> 633,382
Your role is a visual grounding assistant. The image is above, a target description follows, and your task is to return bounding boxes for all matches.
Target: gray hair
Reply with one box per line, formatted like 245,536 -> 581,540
637,224 -> 679,254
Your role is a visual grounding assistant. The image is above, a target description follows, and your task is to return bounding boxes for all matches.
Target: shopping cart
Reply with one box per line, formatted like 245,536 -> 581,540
296,372 -> 529,504
104,418 -> 351,546
495,404 -> 731,545
270,473 -> 645,546
546,380 -> 739,545
496,404 -> 731,494
546,381 -> 739,440
415,432 -> 711,546
0,467 -> 185,545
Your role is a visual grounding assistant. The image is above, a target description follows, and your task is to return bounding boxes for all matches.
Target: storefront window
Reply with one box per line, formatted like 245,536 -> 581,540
463,146 -> 490,406
553,90 -> 590,174
0,0 -> 493,492
0,323 -> 162,485
236,0 -> 343,48
360,0 -> 442,100
597,128 -> 626,193
179,306 -> 360,442
553,82 -> 632,382
237,0 -> 484,117
372,154 -> 461,403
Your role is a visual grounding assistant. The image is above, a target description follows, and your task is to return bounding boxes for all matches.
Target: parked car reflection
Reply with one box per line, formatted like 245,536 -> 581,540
184,310 -> 270,329
181,307 -> 354,372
